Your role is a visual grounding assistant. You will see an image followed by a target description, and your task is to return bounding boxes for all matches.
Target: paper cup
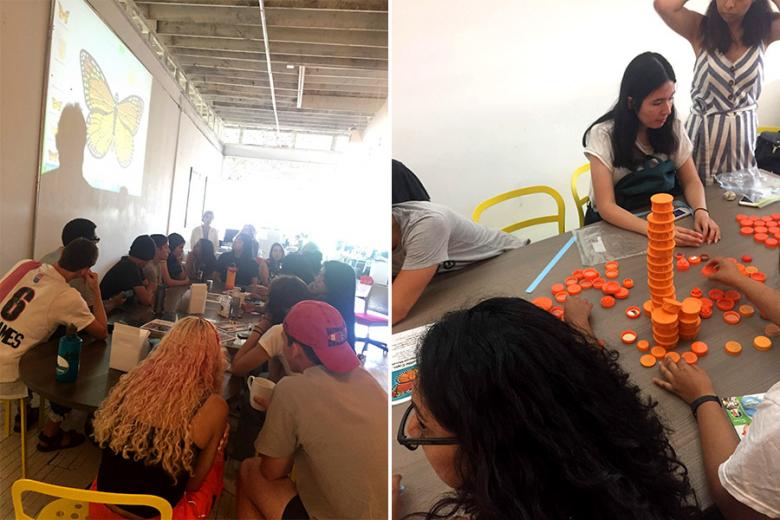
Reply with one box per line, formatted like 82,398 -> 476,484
247,376 -> 275,411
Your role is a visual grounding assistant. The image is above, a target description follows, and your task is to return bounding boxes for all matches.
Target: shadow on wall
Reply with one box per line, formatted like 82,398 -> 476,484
36,104 -> 133,271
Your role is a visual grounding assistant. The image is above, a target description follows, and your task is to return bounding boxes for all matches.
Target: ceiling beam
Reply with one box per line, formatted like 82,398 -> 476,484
175,54 -> 386,71
188,74 -> 386,89
170,46 -> 386,66
201,85 -> 386,99
161,36 -> 387,60
141,5 -> 387,30
138,0 -> 387,11
155,23 -> 386,47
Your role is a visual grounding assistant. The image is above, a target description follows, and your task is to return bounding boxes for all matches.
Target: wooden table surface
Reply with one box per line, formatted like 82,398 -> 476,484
392,187 -> 780,515
19,299 -> 256,412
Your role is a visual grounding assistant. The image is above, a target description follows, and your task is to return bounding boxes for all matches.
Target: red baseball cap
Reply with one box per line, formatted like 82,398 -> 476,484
283,300 -> 359,373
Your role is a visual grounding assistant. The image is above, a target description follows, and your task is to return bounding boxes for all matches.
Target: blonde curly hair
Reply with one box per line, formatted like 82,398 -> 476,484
92,317 -> 226,482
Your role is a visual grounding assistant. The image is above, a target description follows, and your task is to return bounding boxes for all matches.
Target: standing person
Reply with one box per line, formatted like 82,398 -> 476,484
0,239 -> 108,451
186,239 -> 218,283
654,257 -> 780,518
100,235 -> 156,307
190,210 -> 219,253
583,52 -> 720,244
236,301 -> 387,520
654,0 -> 780,181
90,317 -> 228,519
309,261 -> 357,350
217,233 -> 259,288
394,296 -> 698,519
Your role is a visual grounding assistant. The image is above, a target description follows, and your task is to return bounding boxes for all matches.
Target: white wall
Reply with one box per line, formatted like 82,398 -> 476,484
0,0 -> 223,275
392,0 -> 780,240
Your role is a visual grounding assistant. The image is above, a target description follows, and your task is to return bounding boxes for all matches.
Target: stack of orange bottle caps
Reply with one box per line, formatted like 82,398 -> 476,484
678,297 -> 702,341
653,298 -> 681,348
646,194 -> 677,310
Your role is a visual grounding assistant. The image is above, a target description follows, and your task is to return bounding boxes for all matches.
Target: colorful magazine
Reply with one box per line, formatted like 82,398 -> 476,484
391,325 -> 428,405
721,393 -> 766,440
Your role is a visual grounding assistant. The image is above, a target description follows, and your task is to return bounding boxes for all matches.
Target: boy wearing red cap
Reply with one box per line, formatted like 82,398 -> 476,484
236,300 -> 388,519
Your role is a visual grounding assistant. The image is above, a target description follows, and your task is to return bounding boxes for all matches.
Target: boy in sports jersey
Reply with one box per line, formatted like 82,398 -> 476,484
0,238 -> 108,450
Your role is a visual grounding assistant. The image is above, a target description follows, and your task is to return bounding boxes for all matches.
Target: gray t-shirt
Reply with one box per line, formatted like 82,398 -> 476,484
255,365 -> 388,519
392,201 -> 528,274
39,247 -> 94,307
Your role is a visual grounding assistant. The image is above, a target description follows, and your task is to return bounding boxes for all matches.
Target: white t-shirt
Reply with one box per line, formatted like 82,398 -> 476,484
190,225 -> 219,253
259,324 -> 291,374
39,248 -> 95,307
0,262 -> 95,383
583,118 -> 693,211
718,381 -> 780,517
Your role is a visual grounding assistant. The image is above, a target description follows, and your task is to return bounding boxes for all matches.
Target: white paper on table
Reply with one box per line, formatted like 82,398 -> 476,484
110,323 -> 151,372
188,283 -> 207,314
391,325 -> 429,405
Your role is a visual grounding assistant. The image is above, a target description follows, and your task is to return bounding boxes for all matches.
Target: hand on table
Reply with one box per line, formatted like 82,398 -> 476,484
563,296 -> 593,336
674,226 -> 704,247
702,257 -> 744,287
652,357 -> 716,405
392,474 -> 403,520
694,211 -> 720,244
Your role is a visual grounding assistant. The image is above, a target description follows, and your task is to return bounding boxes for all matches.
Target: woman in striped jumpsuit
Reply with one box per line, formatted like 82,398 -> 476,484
655,0 -> 780,184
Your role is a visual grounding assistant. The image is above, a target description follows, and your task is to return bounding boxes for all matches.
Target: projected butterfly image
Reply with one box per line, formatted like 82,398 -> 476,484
79,49 -> 144,168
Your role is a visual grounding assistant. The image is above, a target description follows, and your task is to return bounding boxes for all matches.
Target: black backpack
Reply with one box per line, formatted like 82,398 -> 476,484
756,131 -> 780,174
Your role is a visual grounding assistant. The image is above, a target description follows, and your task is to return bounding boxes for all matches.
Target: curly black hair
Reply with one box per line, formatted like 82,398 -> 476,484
411,297 -> 699,520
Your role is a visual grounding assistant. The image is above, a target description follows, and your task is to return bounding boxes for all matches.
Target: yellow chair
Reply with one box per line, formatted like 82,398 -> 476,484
758,126 -> 780,133
12,479 -> 173,520
3,398 -> 27,478
472,185 -> 566,235
571,163 -> 591,228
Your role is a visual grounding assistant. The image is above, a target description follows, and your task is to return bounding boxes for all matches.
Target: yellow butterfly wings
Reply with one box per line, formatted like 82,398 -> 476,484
80,49 -> 144,168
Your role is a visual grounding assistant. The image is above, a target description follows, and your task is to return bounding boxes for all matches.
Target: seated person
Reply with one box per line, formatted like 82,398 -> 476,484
393,296 -> 698,519
90,317 -> 228,519
217,233 -> 259,288
654,257 -> 780,518
39,217 -> 100,307
263,242 -> 286,284
392,200 -> 528,324
0,238 -> 108,451
237,301 -> 387,520
146,233 -> 190,288
186,238 -> 218,283
279,252 -> 316,285
300,242 -> 323,276
100,235 -> 156,307
166,232 -> 189,283
583,51 -> 720,245
309,260 -> 357,349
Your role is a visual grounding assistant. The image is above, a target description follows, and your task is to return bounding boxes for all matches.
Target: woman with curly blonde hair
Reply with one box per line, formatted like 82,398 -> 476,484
89,317 -> 229,519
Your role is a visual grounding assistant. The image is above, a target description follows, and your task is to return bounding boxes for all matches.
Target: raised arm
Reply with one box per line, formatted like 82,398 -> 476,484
653,0 -> 703,50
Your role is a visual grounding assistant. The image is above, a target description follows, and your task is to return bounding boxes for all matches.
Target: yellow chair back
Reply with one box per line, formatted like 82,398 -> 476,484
758,126 -> 780,133
472,185 -> 565,235
571,163 -> 591,228
12,478 -> 173,520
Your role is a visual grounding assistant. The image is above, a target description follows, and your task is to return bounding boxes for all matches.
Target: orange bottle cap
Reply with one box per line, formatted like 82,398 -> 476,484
689,288 -> 703,298
681,351 -> 698,365
738,304 -> 755,317
725,341 -> 743,356
753,335 -> 772,351
579,279 -> 593,289
676,260 -> 690,271
555,292 -> 568,303
708,289 -> 724,301
754,226 -> 769,234
622,278 -> 634,288
723,310 -> 741,324
567,284 -> 583,295
702,264 -> 719,277
592,278 -> 605,289
750,272 -> 767,283
766,238 -> 779,249
643,300 -> 654,314
700,307 -> 713,319
640,354 -> 657,368
650,193 -> 674,205
532,297 -> 553,311
755,233 -> 768,243
572,269 -> 584,279
664,351 -> 681,363
614,287 -> 630,300
605,261 -> 619,270
740,227 -> 754,235
650,346 -> 667,359
551,283 -> 566,295
724,290 -> 741,301
550,306 -> 565,320
583,268 -> 599,280
741,255 -> 753,263
688,255 -> 701,265
565,276 -> 578,285
600,296 -> 616,309
691,341 -> 708,356
680,297 -> 702,316
605,270 -> 619,279
636,339 -> 650,352
604,281 -> 621,295
717,299 -> 736,311
625,306 -> 641,319
621,330 -> 637,344
745,265 -> 759,274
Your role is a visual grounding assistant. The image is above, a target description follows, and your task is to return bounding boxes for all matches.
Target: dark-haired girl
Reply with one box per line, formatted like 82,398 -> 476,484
655,0 -> 780,181
309,261 -> 357,349
583,52 -> 720,246
394,296 -> 699,520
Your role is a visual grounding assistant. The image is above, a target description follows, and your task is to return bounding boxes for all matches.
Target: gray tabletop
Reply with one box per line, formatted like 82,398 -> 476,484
392,187 -> 780,515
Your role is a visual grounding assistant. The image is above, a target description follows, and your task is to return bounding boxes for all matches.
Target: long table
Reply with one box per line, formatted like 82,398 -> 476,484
392,187 -> 780,515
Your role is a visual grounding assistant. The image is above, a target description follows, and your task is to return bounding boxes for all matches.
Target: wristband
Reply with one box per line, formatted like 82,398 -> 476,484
693,208 -> 709,215
690,394 -> 720,417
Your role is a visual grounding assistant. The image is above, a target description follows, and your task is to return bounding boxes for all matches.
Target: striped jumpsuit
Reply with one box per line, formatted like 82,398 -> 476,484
685,43 -> 765,184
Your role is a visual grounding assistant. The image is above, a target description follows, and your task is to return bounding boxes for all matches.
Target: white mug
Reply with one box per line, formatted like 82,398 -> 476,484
247,376 -> 275,411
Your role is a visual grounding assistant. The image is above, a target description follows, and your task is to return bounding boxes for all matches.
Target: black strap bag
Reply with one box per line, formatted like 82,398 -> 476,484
756,131 -> 780,175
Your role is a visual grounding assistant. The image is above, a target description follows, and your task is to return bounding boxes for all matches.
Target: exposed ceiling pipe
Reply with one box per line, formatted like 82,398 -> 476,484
296,65 -> 306,109
257,0 -> 280,133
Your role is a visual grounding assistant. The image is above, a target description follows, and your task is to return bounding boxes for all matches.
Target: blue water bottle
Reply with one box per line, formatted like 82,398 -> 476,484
56,324 -> 82,383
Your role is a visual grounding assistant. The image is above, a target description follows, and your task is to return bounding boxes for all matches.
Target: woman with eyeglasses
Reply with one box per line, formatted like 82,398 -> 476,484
394,296 -> 699,520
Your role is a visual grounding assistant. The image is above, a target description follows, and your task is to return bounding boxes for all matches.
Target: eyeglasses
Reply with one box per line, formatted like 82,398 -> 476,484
397,402 -> 458,451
